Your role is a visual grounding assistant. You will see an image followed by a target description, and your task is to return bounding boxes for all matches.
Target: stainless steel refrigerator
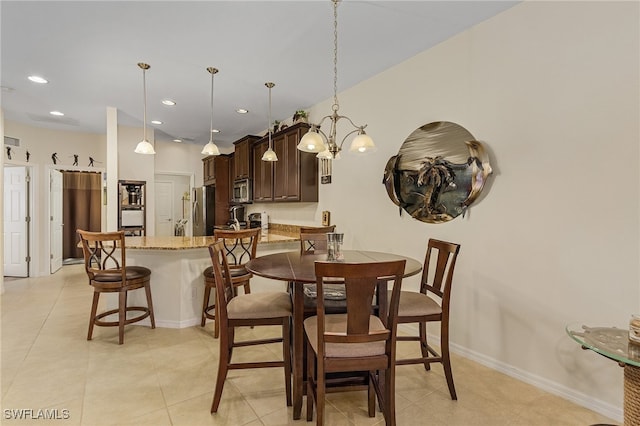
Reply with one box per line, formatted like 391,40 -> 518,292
192,186 -> 215,236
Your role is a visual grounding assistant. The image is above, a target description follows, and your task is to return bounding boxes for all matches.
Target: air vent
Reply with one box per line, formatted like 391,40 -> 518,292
4,136 -> 19,147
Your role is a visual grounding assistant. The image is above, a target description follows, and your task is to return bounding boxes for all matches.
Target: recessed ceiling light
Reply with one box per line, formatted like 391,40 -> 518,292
236,108 -> 248,114
50,111 -> 64,116
162,99 -> 176,106
211,129 -> 220,133
173,139 -> 182,143
28,75 -> 48,84
151,120 -> 163,125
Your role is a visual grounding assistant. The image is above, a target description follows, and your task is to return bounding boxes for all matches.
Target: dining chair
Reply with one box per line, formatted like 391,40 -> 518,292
392,238 -> 460,400
77,229 -> 155,345
304,259 -> 406,426
201,227 -> 261,338
299,225 -> 336,255
208,240 -> 292,413
298,225 -> 346,316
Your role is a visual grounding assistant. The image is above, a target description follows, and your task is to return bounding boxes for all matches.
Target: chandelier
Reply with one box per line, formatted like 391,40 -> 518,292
201,67 -> 221,156
261,82 -> 278,162
297,0 -> 375,160
134,62 -> 156,154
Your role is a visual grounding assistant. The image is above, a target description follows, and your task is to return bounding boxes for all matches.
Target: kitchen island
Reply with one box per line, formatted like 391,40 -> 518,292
111,231 -> 299,328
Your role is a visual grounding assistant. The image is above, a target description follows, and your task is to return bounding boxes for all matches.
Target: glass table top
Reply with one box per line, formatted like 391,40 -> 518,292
566,323 -> 640,368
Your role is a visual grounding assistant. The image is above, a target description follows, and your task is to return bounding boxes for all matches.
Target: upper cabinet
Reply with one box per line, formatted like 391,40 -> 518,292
233,135 -> 259,181
203,155 -> 216,186
252,138 -> 274,202
251,123 -> 318,203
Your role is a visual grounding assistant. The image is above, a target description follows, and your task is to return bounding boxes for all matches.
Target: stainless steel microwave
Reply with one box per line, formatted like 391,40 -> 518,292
233,179 -> 251,203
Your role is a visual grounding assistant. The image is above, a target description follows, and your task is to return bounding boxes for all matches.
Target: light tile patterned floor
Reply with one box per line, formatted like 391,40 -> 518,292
1,265 -> 618,425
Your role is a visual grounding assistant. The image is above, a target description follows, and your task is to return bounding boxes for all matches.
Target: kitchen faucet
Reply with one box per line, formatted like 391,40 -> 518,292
230,206 -> 241,231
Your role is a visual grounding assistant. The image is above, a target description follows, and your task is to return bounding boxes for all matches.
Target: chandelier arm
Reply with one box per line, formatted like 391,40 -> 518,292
313,115 -> 333,130
316,127 -> 330,143
336,128 -> 362,150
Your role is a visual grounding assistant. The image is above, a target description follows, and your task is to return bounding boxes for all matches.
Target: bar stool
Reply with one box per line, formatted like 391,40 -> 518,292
201,227 -> 261,337
77,229 -> 155,345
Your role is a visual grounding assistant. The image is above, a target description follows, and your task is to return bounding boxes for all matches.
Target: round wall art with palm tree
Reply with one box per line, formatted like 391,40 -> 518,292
383,121 -> 493,224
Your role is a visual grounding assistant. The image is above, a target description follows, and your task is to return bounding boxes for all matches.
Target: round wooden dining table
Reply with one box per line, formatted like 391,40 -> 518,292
245,249 -> 422,420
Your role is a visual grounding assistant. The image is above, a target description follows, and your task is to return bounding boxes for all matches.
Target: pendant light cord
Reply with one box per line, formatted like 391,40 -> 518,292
206,67 -> 219,143
268,84 -> 272,149
142,66 -> 147,141
332,0 -> 339,113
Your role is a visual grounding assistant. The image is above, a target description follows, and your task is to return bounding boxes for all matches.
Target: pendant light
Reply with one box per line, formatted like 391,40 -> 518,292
297,0 -> 375,159
261,82 -> 278,162
134,62 -> 156,154
201,67 -> 221,156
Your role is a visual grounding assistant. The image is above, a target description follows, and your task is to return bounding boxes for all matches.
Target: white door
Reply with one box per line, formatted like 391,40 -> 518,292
155,181 -> 174,236
50,169 -> 63,273
3,166 -> 29,277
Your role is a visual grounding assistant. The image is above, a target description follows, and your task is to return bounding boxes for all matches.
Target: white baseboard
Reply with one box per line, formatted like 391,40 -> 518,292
397,324 -> 623,423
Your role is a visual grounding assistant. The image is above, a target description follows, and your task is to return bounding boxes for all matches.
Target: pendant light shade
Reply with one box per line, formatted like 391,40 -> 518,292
134,62 -> 156,155
202,67 -> 221,156
349,132 -> 376,153
298,129 -> 325,153
261,82 -> 278,162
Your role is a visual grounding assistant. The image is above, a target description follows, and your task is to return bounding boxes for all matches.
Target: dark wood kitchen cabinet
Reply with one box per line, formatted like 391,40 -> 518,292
203,155 -> 216,186
202,155 -> 231,224
233,135 -> 259,181
252,139 -> 273,202
251,122 -> 317,203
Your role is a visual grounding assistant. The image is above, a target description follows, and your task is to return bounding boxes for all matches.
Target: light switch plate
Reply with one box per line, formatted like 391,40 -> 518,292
322,211 -> 330,226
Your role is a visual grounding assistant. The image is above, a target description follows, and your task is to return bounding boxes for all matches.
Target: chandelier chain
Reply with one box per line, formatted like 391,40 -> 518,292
332,0 -> 339,112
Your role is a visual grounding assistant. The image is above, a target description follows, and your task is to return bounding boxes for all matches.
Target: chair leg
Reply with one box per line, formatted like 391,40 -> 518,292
419,322 -> 431,371
316,356 -> 325,426
367,373 -> 375,417
211,324 -> 231,413
306,339 -> 314,422
201,284 -> 211,327
213,292 -> 220,338
384,364 -> 396,426
145,282 -> 155,329
118,290 -> 127,345
441,325 -> 457,400
87,290 -> 100,341
283,319 -> 292,406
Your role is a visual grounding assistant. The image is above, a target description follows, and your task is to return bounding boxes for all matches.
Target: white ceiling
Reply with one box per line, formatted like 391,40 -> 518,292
1,1 -> 517,150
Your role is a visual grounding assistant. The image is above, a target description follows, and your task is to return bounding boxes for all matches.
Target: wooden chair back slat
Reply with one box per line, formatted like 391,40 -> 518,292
299,225 -> 335,255
420,239 -> 460,300
314,260 -> 405,351
77,229 -> 126,283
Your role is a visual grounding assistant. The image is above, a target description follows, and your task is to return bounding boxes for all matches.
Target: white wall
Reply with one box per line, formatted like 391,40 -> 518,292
300,1 -> 637,419
250,4 -> 639,417
2,120 -> 209,272
3,120 -> 106,276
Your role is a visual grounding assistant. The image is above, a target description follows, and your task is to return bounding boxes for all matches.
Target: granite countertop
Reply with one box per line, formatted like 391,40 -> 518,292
124,230 -> 299,250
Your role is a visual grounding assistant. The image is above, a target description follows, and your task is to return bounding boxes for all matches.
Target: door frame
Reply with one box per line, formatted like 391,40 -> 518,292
3,164 -> 32,277
47,164 -> 105,275
154,179 -> 175,237
154,171 -> 195,237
